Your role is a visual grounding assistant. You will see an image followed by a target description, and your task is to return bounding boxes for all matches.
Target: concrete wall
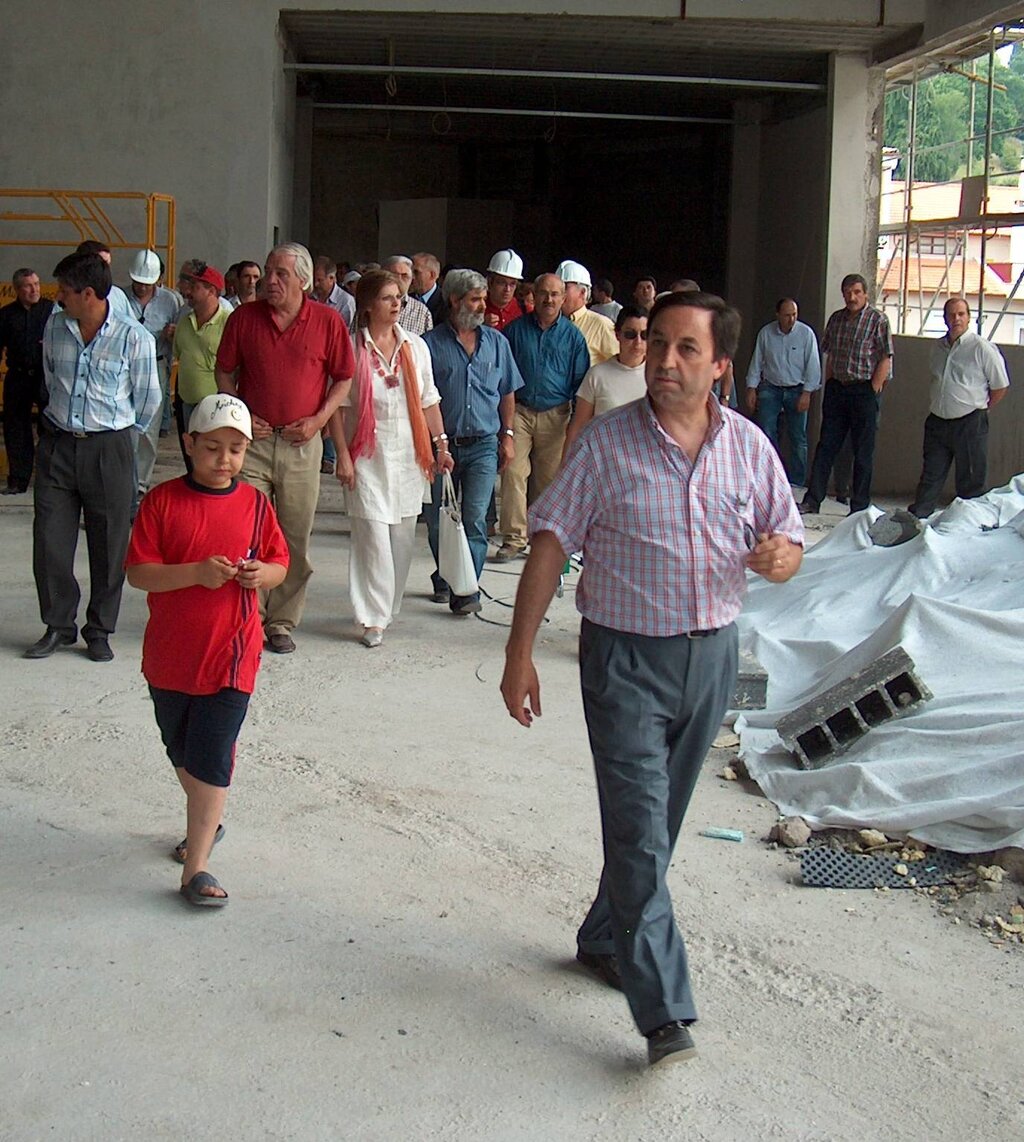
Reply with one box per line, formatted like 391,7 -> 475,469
872,334 -> 1024,497
0,1 -> 292,281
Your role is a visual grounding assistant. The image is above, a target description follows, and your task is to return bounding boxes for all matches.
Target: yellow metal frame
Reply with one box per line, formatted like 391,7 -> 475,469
0,188 -> 176,301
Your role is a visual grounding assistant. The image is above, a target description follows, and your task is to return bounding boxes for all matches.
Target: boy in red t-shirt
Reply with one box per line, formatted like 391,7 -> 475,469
127,394 -> 289,907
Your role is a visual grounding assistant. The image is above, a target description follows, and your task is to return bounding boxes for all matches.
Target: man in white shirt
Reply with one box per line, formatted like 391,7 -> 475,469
908,297 -> 1009,517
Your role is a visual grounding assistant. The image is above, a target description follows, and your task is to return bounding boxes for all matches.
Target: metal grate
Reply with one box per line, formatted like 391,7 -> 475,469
800,847 -> 968,889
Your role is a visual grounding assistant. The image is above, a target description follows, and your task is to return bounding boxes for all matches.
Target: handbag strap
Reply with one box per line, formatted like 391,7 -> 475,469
442,471 -> 458,510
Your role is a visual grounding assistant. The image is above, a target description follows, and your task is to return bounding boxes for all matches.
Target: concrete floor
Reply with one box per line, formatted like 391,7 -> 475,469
1,446 -> 1021,1141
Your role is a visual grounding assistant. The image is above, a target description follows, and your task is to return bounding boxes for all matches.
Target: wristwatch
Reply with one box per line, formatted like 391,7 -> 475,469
502,428 -> 514,437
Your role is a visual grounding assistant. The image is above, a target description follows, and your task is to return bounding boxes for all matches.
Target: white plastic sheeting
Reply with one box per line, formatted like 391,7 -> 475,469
736,477 -> 1024,853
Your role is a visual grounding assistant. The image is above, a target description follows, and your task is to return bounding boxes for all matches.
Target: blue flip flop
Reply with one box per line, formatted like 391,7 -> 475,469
180,871 -> 229,908
171,823 -> 225,864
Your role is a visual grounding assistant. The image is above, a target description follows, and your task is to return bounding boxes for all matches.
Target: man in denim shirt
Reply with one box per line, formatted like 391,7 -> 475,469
423,269 -> 523,613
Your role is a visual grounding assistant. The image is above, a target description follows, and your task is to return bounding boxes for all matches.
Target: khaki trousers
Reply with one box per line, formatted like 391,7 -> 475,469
240,433 -> 322,634
498,403 -> 570,550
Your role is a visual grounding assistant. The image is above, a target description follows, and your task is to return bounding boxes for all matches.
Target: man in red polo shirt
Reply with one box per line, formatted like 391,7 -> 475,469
215,242 -> 354,654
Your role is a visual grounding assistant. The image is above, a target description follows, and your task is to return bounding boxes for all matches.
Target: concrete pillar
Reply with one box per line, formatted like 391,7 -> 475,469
727,100 -> 764,365
292,96 -> 314,247
822,54 -> 886,304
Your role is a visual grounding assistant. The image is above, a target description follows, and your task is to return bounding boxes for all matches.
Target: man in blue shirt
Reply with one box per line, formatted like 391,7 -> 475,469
423,269 -> 524,614
744,298 -> 821,486
494,273 -> 589,561
26,252 -> 160,663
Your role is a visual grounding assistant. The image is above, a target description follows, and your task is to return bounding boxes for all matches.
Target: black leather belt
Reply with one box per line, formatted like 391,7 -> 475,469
685,628 -> 720,639
450,434 -> 490,447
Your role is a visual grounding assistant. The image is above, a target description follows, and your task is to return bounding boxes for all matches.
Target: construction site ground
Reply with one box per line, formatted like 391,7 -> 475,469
1,443 -> 1021,1141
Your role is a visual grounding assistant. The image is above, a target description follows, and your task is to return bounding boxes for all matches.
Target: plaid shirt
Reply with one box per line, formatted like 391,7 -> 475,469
43,306 -> 161,434
821,303 -> 893,383
530,397 -> 803,636
397,293 -> 433,336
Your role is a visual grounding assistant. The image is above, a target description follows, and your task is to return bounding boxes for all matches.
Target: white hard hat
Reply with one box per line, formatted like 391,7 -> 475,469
556,259 -> 592,288
129,248 -> 162,285
487,249 -> 524,279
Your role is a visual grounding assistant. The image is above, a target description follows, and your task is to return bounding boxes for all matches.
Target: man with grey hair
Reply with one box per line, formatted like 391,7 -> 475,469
215,242 -> 355,653
411,252 -> 446,325
423,268 -> 523,614
382,255 -> 433,336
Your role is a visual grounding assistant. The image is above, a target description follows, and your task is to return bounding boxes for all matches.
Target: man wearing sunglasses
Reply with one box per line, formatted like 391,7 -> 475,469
563,305 -> 649,457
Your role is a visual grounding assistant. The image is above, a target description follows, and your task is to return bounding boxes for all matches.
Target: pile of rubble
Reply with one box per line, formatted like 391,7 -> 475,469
763,817 -> 1024,951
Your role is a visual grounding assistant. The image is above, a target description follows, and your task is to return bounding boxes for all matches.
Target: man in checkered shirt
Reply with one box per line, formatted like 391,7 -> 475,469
500,291 -> 803,1067
800,273 -> 893,515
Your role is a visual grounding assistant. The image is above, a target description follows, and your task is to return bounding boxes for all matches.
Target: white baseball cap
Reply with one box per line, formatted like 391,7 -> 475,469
187,394 -> 253,439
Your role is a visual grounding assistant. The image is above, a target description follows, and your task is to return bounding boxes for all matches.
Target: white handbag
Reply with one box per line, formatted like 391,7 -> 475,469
437,472 -> 479,597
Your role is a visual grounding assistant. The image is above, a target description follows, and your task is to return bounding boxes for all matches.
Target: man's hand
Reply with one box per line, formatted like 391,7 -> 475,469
484,312 -> 499,327
282,415 -> 324,445
501,652 -> 542,727
251,414 -> 273,440
196,556 -> 240,589
335,450 -> 355,490
435,450 -> 455,476
745,388 -> 758,414
498,434 -> 515,473
745,534 -> 802,582
797,391 -> 811,413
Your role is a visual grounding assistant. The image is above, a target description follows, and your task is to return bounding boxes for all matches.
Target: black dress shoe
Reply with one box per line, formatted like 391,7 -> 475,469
85,636 -> 114,662
646,1021 -> 698,1066
430,587 -> 451,604
24,628 -> 77,659
576,949 -> 623,991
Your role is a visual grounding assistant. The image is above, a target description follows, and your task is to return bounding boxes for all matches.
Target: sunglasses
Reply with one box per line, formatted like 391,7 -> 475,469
620,329 -> 648,341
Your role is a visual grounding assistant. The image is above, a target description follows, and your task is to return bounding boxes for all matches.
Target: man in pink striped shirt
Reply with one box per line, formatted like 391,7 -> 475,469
501,291 -> 802,1067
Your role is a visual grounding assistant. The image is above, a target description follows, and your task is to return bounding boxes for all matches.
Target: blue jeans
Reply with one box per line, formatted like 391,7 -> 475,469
425,435 -> 498,605
755,384 -> 808,486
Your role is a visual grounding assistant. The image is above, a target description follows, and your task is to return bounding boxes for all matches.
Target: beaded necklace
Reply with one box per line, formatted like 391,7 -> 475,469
369,333 -> 401,388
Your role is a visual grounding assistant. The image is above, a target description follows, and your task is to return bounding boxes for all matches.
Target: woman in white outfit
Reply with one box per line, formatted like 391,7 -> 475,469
340,270 -> 453,647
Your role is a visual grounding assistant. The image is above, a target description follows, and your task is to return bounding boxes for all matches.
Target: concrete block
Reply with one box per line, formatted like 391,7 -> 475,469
775,646 -> 932,769
731,647 -> 768,710
868,509 -> 923,548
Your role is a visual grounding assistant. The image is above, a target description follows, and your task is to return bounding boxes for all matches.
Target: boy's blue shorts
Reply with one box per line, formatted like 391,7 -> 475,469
148,686 -> 250,788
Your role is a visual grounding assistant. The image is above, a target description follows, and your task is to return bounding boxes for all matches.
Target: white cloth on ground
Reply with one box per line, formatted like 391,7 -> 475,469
735,476 -> 1024,853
